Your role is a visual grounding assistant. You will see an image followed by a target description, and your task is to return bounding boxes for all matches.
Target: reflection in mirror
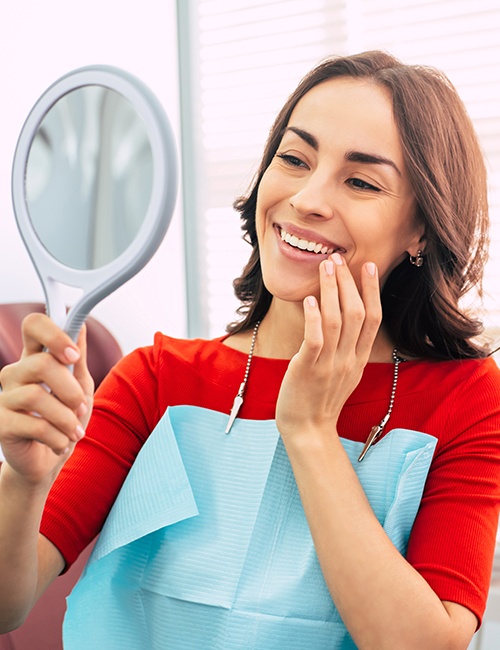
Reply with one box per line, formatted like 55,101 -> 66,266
25,86 -> 153,270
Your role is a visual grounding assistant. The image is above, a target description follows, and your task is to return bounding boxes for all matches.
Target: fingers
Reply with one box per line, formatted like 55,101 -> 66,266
333,256 -> 382,359
21,312 -> 80,365
304,254 -> 381,362
317,255 -> 347,358
0,313 -> 92,457
358,262 -> 383,359
0,354 -> 88,453
73,325 -> 95,405
12,313 -> 90,407
299,296 -> 324,365
0,385 -> 85,453
2,351 -> 86,407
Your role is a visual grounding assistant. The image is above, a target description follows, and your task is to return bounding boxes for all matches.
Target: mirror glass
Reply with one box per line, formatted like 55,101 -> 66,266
25,86 -> 153,270
12,65 -> 178,340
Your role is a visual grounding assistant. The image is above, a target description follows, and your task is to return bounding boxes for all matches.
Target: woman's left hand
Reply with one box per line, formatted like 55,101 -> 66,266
276,253 -> 382,440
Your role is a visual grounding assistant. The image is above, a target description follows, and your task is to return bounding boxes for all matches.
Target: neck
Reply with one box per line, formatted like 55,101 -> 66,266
255,300 -> 306,359
228,298 -> 395,363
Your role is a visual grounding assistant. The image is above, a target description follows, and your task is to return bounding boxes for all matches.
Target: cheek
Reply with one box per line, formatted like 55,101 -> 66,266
345,226 -> 411,286
255,176 -> 278,240
345,254 -> 402,298
255,195 -> 266,245
344,258 -> 365,293
378,254 -> 407,287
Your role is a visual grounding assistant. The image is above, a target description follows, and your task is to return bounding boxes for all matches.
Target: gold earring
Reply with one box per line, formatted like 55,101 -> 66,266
409,250 -> 424,267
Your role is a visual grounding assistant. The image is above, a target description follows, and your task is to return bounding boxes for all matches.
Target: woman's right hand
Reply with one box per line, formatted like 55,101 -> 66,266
0,313 -> 94,488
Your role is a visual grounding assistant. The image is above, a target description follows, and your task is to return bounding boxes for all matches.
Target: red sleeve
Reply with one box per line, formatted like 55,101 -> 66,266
39,333 -> 281,570
406,358 -> 500,625
40,341 -> 161,569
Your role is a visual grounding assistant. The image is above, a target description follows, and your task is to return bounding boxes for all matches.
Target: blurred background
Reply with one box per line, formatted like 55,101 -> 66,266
1,1 -> 499,647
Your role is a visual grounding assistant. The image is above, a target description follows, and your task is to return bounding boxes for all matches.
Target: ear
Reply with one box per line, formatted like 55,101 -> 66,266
406,226 -> 426,258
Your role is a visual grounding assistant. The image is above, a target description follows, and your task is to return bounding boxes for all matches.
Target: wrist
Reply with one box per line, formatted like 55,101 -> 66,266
0,461 -> 56,500
280,422 -> 341,455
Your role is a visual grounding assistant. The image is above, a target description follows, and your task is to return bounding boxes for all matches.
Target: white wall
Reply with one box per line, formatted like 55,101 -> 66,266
0,0 -> 186,354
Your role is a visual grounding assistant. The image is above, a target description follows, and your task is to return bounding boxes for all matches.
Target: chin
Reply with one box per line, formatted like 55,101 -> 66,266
263,279 -> 317,305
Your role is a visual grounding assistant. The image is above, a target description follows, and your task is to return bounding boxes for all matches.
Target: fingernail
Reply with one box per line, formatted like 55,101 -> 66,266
65,347 -> 80,363
306,296 -> 316,307
332,252 -> 344,266
325,260 -> 334,276
75,425 -> 86,440
366,262 -> 377,277
76,402 -> 88,418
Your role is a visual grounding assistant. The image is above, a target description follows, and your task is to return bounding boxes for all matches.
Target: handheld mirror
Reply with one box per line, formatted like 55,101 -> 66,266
12,65 -> 178,341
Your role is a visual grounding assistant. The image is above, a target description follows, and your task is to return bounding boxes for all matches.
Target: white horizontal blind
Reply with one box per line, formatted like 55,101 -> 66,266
179,0 -> 348,336
179,0 -> 500,340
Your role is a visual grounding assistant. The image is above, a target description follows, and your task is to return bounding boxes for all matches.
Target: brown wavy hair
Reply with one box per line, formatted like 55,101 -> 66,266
228,51 -> 490,360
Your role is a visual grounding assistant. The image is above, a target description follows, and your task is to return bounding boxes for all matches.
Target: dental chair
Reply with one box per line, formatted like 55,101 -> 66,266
0,302 -> 122,387
0,303 -> 122,650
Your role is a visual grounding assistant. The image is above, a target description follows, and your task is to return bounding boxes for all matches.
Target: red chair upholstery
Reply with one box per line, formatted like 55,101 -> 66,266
0,544 -> 95,650
0,302 -> 122,389
0,303 -> 122,649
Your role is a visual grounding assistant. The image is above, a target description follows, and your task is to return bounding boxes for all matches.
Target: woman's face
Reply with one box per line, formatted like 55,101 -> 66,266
255,77 -> 423,303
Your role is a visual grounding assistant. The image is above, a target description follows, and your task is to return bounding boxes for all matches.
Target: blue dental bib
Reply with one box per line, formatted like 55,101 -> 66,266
63,406 -> 437,649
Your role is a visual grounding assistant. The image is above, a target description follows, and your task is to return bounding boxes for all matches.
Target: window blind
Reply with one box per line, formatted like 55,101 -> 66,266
178,0 -> 500,341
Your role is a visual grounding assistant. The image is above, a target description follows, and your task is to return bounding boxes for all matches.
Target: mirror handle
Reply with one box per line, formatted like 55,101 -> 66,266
43,277 -> 67,332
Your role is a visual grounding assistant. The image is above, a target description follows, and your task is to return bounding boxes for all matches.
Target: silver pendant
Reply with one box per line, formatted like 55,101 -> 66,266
358,350 -> 404,462
225,393 -> 244,434
358,424 -> 384,462
225,321 -> 261,435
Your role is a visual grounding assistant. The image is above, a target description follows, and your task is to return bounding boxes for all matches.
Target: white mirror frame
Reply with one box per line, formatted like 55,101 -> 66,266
12,65 -> 178,341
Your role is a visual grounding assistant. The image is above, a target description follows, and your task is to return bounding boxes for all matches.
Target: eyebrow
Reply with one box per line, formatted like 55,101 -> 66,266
283,126 -> 319,150
283,126 -> 402,177
345,150 -> 402,178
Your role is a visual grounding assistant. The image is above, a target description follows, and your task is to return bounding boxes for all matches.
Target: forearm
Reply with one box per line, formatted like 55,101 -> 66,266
0,316 -> 92,631
284,433 -> 466,650
0,463 -> 53,631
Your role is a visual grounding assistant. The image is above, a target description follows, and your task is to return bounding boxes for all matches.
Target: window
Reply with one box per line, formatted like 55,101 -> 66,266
177,0 -> 500,341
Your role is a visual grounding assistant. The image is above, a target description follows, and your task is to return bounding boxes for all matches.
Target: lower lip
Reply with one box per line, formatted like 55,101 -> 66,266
274,227 -> 333,263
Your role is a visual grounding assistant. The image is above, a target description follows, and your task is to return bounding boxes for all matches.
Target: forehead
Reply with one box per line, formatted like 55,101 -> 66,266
287,77 -> 402,155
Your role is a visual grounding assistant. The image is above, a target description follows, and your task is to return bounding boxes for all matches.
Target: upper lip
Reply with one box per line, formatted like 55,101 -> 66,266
275,222 -> 347,252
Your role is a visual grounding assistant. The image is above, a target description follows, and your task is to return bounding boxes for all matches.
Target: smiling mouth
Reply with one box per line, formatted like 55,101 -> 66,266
279,227 -> 346,255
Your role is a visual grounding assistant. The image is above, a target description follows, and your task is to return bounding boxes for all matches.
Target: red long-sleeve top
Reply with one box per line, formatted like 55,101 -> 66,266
40,334 -> 500,624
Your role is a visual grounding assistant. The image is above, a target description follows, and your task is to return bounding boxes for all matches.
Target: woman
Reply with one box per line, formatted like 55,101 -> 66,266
0,51 -> 499,649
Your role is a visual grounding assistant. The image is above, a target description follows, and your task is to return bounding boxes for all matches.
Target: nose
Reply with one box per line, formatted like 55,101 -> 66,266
289,171 -> 336,220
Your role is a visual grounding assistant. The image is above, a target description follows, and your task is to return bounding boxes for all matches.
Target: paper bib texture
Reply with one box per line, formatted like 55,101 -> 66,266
64,406 -> 437,649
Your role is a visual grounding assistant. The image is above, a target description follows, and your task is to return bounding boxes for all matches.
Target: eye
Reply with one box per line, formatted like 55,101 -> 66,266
348,178 -> 381,192
275,152 -> 308,168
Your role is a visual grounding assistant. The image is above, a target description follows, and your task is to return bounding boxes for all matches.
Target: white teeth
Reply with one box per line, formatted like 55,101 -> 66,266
280,228 -> 339,255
